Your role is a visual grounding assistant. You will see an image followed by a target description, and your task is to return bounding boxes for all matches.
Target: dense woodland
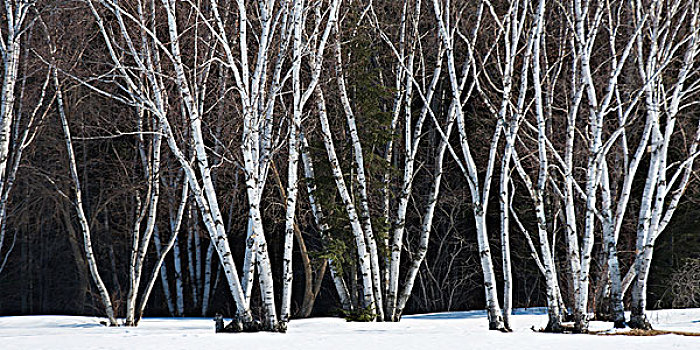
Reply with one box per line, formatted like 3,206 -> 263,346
0,0 -> 699,334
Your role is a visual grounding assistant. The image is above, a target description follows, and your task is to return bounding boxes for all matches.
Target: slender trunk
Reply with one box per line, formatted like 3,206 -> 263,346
395,101 -> 456,319
187,204 -> 199,309
0,28 -> 22,199
334,33 -> 383,319
135,178 -> 188,324
315,86 -> 375,312
241,217 -> 257,302
126,112 -> 162,326
173,236 -> 185,316
55,70 -> 117,326
600,164 -> 625,327
300,131 -> 353,310
201,242 -> 215,316
152,228 -> 175,316
281,0 -> 304,325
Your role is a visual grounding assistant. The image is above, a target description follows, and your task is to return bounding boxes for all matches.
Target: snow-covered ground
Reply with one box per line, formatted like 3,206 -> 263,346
1,308 -> 698,350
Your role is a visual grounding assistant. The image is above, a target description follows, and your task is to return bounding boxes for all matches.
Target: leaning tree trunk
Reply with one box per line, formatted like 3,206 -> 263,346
334,33 -> 384,320
395,100 -> 457,320
135,179 -> 189,325
55,69 -> 117,326
300,131 -> 353,311
315,86 -> 376,311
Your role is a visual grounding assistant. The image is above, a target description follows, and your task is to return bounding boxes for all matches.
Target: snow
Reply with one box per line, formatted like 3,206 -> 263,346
1,308 -> 698,350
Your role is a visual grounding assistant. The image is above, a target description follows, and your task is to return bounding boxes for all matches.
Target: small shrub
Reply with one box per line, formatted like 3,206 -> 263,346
339,305 -> 376,322
670,258 -> 700,308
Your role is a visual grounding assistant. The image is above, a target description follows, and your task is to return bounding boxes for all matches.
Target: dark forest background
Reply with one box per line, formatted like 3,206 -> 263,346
0,0 -> 699,322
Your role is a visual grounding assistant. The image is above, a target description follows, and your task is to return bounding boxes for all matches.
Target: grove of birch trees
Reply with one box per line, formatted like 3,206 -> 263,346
1,0 -> 699,334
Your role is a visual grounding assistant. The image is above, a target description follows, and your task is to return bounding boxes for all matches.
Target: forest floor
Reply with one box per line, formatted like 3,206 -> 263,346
1,308 -> 698,349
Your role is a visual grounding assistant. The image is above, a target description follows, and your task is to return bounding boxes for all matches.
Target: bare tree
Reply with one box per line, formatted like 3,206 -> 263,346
54,67 -> 117,326
628,0 -> 700,329
431,0 -> 506,330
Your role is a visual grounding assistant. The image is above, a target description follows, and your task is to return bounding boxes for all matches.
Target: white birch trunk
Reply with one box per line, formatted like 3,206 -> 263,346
201,242 -> 215,316
431,0 -> 504,330
125,112 -> 162,326
187,204 -> 200,309
241,218 -> 257,303
160,0 -> 254,324
300,131 -> 353,310
529,0 -> 562,328
193,213 -> 203,306
136,178 -> 189,324
495,0 -> 533,329
152,228 -> 175,316
315,85 -> 376,311
0,31 -> 51,276
629,3 -> 699,328
0,1 -> 32,275
173,236 -> 185,316
395,100 -> 457,318
600,163 -> 624,327
0,2 -> 27,202
280,0 -> 305,325
334,31 -> 384,319
55,68 -> 117,326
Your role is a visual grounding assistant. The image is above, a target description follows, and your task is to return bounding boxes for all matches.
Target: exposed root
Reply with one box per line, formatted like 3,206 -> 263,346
627,316 -> 653,331
591,329 -> 700,337
532,323 -> 584,334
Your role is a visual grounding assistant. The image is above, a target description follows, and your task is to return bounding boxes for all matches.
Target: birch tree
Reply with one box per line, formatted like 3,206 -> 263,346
136,175 -> 189,323
475,0 -> 537,330
84,0 -> 256,327
313,81 -> 378,315
0,0 -> 47,278
370,0 -> 477,322
54,68 -> 118,326
508,0 -> 566,332
280,0 -> 340,327
206,0 -> 298,329
544,0 -> 645,331
431,0 -> 505,330
628,0 -> 700,329
0,1 -> 31,206
124,107 -> 162,326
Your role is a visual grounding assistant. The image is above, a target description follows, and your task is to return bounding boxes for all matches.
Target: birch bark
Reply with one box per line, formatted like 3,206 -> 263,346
629,1 -> 700,328
55,68 -> 117,326
431,0 -> 504,330
0,0 -> 34,278
334,27 -> 385,319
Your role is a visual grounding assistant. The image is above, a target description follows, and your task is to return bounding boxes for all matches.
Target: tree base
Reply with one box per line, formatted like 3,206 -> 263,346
573,313 -> 589,333
214,314 -> 283,333
594,311 -> 627,328
543,316 -> 563,333
386,310 -> 402,322
628,314 -> 652,330
488,320 -> 507,331
613,319 -> 627,329
488,309 -> 505,331
562,311 -> 575,322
